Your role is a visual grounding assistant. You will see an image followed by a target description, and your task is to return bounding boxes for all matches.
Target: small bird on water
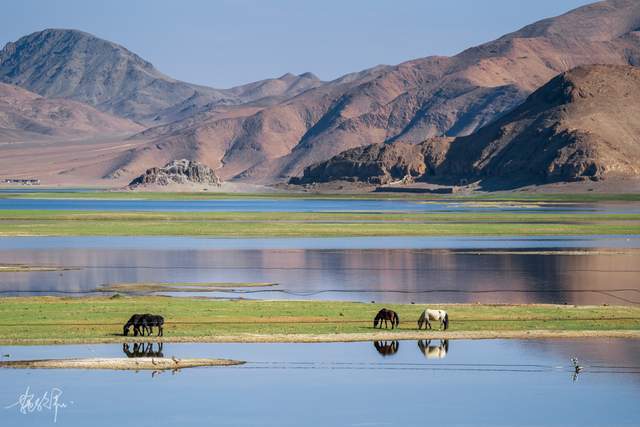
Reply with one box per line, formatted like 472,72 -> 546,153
571,357 -> 583,373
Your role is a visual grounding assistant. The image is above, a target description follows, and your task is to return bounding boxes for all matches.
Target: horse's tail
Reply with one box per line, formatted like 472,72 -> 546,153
417,310 -> 425,329
443,313 -> 449,330
394,312 -> 399,328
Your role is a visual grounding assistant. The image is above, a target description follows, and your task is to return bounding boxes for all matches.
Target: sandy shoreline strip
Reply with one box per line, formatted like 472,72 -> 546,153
0,357 -> 244,369
2,330 -> 639,346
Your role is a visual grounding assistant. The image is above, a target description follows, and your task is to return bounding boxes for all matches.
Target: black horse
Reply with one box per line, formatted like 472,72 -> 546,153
123,314 -> 165,336
373,308 -> 399,329
123,314 -> 144,336
374,340 -> 400,356
140,314 -> 164,336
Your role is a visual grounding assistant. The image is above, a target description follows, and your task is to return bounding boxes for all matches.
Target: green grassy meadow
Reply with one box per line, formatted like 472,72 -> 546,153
0,297 -> 638,344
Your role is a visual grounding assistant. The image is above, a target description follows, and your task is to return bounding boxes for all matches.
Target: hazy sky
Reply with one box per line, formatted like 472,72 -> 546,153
1,0 -> 594,88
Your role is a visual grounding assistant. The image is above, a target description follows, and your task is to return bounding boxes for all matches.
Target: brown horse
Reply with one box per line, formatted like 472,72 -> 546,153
373,308 -> 399,329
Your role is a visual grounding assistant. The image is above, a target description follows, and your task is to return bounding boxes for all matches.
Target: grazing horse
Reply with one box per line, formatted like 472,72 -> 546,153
140,314 -> 165,336
374,340 -> 400,356
123,314 -> 144,336
417,309 -> 449,330
123,314 -> 165,336
373,308 -> 399,329
417,339 -> 449,359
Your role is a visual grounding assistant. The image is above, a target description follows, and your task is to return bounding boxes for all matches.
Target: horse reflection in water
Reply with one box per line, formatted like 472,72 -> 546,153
417,339 -> 449,359
122,342 -> 164,358
374,340 -> 400,356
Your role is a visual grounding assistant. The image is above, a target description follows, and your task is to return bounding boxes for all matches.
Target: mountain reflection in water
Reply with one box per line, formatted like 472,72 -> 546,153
1,246 -> 638,305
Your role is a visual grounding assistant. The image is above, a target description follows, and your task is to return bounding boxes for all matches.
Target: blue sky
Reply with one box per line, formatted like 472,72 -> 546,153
1,0 -> 594,88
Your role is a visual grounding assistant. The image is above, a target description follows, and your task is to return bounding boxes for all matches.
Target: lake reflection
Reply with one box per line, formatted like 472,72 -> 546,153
418,339 -> 449,359
373,340 -> 400,356
1,339 -> 638,426
122,343 -> 164,358
1,244 -> 639,305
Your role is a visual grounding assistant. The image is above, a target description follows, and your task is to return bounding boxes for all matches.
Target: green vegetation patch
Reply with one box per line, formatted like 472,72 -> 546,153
0,297 -> 638,344
0,210 -> 638,237
98,282 -> 277,293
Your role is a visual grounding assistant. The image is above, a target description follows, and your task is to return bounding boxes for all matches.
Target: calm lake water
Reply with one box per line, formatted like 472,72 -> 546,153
1,339 -> 638,426
1,237 -> 639,304
2,197 -> 640,213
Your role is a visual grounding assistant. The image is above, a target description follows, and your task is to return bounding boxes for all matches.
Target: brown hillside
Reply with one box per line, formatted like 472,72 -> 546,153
116,0 -> 640,184
0,83 -> 142,140
294,65 -> 640,189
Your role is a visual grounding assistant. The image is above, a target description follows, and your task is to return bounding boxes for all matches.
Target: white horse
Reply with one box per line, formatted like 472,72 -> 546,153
417,309 -> 449,330
418,339 -> 449,359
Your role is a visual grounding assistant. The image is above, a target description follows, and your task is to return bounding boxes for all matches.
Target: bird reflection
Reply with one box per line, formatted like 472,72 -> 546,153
374,340 -> 400,356
122,342 -> 164,358
418,339 -> 449,359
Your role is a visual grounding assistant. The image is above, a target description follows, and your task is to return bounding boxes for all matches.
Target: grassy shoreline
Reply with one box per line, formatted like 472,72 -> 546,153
1,297 -> 638,345
1,210 -> 639,237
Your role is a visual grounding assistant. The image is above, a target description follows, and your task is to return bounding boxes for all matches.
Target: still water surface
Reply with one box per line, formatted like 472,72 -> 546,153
1,237 -> 638,305
2,197 -> 640,213
0,339 -> 638,426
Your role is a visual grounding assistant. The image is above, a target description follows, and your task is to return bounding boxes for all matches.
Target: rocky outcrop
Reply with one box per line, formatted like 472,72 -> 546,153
292,137 -> 452,185
128,160 -> 221,188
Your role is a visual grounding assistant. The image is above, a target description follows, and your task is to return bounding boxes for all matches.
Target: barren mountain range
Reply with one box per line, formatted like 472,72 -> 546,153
0,0 -> 639,188
295,64 -> 640,189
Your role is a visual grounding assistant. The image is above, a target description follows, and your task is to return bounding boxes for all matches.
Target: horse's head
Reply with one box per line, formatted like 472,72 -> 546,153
373,316 -> 379,328
443,313 -> 449,330
123,324 -> 130,336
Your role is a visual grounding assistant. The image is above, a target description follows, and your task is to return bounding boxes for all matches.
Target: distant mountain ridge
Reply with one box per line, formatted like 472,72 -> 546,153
0,29 -> 323,124
295,64 -> 640,188
102,0 -> 640,183
1,0 -> 640,188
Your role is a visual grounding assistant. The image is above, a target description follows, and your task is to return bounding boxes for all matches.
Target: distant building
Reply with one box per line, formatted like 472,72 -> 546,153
3,178 -> 40,185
